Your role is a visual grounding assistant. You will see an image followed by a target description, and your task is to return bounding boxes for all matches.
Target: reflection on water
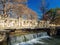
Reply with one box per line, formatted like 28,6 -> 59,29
10,32 -> 60,45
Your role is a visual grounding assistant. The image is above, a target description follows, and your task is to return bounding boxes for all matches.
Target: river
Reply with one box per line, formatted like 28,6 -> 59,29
9,32 -> 60,45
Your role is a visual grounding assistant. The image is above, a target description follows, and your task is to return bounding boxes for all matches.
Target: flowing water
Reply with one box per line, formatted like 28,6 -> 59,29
10,32 -> 60,45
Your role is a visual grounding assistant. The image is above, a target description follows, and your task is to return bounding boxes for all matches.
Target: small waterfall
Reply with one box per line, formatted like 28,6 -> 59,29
10,32 -> 50,45
24,34 -> 34,40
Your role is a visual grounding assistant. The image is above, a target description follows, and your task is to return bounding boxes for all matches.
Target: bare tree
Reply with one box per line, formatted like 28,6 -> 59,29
0,0 -> 27,18
39,0 -> 49,19
0,0 -> 37,19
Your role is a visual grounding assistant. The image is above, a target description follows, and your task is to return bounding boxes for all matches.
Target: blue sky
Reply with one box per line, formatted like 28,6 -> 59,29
28,0 -> 60,19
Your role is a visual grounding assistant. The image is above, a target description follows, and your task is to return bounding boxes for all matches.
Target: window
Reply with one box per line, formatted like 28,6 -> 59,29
22,15 -> 27,20
24,21 -> 25,24
7,9 -> 18,18
27,21 -> 28,23
0,4 -> 3,10
30,14 -> 34,20
30,21 -> 32,24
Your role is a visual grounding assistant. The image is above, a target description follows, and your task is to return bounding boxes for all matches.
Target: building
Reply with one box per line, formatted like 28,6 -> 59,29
38,20 -> 50,28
